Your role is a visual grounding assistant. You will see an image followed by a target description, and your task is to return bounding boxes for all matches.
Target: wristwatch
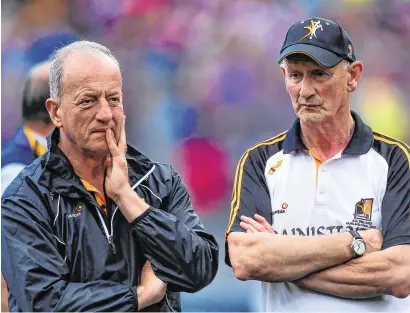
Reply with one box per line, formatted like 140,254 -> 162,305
349,230 -> 366,258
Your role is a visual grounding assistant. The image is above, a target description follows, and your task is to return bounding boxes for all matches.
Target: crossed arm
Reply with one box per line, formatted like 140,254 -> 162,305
295,245 -> 410,299
227,215 -> 410,299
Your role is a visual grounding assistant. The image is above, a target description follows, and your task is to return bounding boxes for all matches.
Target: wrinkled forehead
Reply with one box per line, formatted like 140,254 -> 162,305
62,51 -> 122,94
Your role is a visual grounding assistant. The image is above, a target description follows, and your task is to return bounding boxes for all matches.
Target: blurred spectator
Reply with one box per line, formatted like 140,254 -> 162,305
1,61 -> 53,195
27,31 -> 79,66
1,60 -> 53,313
174,137 -> 229,212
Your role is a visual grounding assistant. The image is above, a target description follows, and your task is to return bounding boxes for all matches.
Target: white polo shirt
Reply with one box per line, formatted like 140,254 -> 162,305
226,111 -> 410,312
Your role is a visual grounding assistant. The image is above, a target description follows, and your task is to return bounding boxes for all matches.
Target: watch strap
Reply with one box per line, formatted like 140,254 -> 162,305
349,230 -> 362,240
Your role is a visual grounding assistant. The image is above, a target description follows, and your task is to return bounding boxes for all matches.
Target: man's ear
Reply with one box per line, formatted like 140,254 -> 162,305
45,98 -> 63,128
280,66 -> 286,78
347,61 -> 364,92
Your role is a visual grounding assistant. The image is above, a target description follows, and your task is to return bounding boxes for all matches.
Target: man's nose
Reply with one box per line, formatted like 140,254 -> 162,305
299,77 -> 316,100
96,99 -> 113,123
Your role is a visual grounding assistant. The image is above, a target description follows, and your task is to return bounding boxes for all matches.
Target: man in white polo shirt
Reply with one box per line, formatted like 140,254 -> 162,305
225,17 -> 410,312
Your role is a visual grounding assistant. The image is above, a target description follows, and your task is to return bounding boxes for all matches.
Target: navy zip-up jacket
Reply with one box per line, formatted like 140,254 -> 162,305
1,128 -> 219,312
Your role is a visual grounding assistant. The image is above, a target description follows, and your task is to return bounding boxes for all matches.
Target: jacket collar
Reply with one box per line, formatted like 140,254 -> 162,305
283,111 -> 373,155
38,128 -> 155,197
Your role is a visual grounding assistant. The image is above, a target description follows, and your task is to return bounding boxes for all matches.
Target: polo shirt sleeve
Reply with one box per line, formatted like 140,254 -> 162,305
380,143 -> 410,249
225,148 -> 272,265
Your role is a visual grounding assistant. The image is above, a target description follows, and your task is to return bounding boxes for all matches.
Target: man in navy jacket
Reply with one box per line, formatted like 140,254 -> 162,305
2,41 -> 218,312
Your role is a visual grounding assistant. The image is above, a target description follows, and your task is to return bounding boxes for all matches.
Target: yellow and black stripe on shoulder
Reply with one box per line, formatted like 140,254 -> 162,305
371,132 -> 410,249
225,131 -> 288,239
373,132 -> 410,170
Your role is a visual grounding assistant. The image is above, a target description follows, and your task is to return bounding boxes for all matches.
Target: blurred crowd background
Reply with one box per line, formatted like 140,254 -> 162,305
2,0 -> 410,311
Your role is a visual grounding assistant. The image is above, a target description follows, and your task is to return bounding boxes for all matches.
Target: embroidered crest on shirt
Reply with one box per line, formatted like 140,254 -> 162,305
354,198 -> 373,221
344,198 -> 376,230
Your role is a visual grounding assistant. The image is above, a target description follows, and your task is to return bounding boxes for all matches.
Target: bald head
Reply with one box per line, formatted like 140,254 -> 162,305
22,61 -> 52,123
49,41 -> 121,102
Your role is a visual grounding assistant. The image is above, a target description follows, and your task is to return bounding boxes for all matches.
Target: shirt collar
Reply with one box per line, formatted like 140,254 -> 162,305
342,111 -> 374,155
283,118 -> 307,154
24,126 -> 48,157
283,111 -> 373,155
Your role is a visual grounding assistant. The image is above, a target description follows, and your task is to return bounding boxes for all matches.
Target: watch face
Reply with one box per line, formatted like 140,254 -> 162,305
353,240 -> 366,256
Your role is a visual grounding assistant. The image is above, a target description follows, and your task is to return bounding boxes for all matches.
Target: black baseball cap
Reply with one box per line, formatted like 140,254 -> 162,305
278,17 -> 356,68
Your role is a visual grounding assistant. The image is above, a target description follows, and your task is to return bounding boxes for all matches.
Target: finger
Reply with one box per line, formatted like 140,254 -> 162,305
118,115 -> 127,153
240,215 -> 266,232
240,222 -> 257,233
253,214 -> 267,223
143,260 -> 152,268
254,214 -> 275,233
106,128 -> 120,157
254,214 -> 277,233
241,215 -> 274,233
240,216 -> 264,232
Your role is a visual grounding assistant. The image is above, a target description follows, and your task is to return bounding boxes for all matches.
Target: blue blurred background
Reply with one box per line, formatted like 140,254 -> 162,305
2,0 -> 410,311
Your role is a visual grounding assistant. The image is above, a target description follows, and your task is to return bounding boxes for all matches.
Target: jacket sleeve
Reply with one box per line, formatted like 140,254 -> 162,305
1,197 -> 138,312
131,166 -> 219,293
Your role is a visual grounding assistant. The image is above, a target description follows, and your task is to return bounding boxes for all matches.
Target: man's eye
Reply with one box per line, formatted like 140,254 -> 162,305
289,72 -> 301,80
312,70 -> 327,78
109,97 -> 122,106
81,99 -> 93,105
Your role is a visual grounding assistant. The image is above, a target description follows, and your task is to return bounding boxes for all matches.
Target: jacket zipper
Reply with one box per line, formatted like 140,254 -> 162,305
96,165 -> 156,255
96,209 -> 117,254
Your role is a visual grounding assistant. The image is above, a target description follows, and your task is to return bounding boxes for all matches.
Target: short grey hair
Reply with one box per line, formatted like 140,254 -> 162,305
49,40 -> 121,102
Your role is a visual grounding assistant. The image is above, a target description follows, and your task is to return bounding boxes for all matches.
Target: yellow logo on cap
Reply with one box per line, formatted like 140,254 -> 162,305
347,44 -> 353,57
299,20 -> 324,42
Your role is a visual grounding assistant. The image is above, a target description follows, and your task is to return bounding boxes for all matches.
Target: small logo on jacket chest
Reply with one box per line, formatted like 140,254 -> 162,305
68,203 -> 84,219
